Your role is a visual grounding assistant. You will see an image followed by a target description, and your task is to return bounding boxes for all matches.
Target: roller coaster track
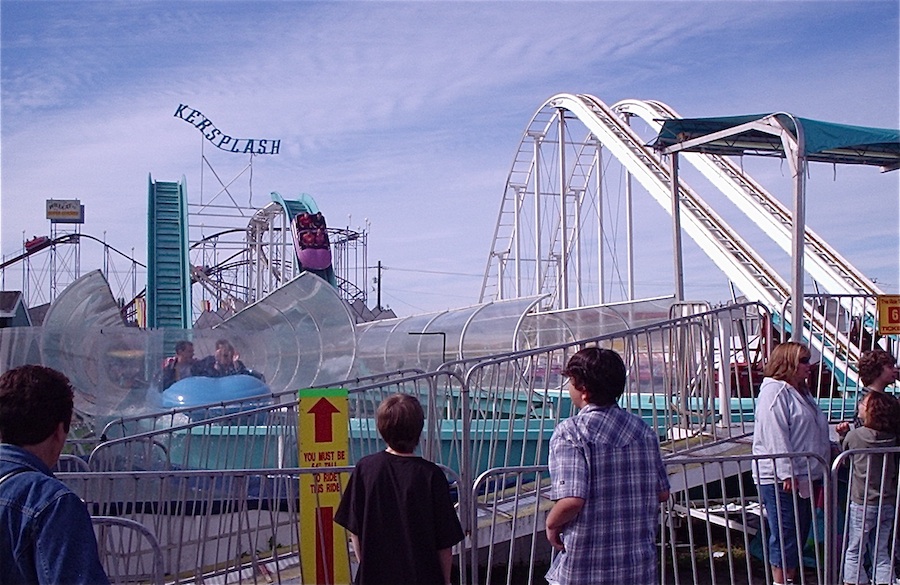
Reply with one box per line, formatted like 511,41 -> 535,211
610,99 -> 879,377
612,98 -> 883,301
483,92 -> 789,309
483,93 -> 869,381
0,233 -> 146,272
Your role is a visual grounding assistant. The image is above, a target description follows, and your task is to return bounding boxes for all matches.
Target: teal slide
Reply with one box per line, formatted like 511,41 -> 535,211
270,191 -> 337,287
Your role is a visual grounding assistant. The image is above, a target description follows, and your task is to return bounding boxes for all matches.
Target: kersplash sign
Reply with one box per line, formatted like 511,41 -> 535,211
174,104 -> 281,155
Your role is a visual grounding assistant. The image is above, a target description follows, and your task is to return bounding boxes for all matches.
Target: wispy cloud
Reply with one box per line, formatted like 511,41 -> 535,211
1,1 -> 897,312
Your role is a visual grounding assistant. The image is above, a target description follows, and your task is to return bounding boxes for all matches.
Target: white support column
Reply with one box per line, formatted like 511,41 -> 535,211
558,109 -> 569,309
267,215 -> 275,294
532,133 -> 542,298
670,153 -> 685,301
513,185 -> 523,298
573,187 -> 583,307
717,316 -> 733,429
622,114 -> 635,301
497,251 -> 504,300
785,119 -> 807,343
596,145 -> 605,305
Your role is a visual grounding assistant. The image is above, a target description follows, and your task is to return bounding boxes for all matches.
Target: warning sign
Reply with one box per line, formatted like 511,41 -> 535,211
297,387 -> 351,585
877,295 -> 900,335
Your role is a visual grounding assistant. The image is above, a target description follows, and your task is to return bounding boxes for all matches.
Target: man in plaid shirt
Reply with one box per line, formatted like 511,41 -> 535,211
545,347 -> 670,585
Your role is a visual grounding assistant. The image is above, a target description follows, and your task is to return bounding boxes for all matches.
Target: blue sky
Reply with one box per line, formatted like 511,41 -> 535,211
1,1 -> 898,315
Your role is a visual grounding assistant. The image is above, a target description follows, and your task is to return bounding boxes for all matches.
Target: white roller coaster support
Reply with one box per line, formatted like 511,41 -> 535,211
555,93 -> 788,308
613,99 -> 884,311
483,93 -> 864,383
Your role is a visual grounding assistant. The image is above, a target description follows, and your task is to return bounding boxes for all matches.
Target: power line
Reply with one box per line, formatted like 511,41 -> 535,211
369,265 -> 483,278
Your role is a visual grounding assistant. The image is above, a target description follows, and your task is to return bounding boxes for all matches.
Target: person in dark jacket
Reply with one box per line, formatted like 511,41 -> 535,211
0,365 -> 110,584
193,339 -> 252,378
159,340 -> 196,390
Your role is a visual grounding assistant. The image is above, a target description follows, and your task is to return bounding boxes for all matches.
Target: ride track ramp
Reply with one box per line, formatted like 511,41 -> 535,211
484,92 -> 789,309
613,98 -> 883,303
613,98 -> 880,376
570,94 -> 869,380
483,93 -> 869,382
147,176 -> 191,329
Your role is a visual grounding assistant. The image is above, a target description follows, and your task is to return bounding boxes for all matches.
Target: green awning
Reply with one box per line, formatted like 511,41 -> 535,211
652,113 -> 900,168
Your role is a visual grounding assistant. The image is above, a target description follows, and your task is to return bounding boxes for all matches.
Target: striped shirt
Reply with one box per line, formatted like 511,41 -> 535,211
546,403 -> 669,585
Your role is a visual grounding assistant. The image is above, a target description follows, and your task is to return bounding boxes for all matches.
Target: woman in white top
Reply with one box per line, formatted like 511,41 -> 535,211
752,342 -> 831,585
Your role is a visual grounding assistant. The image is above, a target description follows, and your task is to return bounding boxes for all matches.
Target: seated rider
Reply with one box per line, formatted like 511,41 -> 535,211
159,340 -> 196,390
193,339 -> 261,379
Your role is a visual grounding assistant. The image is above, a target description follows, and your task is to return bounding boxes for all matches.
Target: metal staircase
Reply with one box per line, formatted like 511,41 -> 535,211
147,175 -> 191,328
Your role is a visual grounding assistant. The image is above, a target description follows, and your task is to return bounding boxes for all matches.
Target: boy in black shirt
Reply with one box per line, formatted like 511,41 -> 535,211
334,394 -> 464,585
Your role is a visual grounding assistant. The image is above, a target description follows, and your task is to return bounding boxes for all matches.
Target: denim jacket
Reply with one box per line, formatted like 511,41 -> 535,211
0,444 -> 110,585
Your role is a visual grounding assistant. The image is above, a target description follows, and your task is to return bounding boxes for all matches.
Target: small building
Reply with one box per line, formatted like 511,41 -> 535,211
0,291 -> 32,328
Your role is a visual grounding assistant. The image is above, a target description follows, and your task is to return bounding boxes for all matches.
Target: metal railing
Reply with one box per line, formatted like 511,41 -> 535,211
66,466 -> 466,585
70,449 -> 900,585
92,515 -> 165,585
55,292 -> 899,584
87,370 -> 464,474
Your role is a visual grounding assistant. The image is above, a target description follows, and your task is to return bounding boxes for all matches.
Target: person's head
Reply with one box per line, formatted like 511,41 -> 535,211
0,365 -> 74,447
858,349 -> 898,389
175,341 -> 194,363
376,393 -> 425,454
858,390 -> 900,434
763,342 -> 812,385
214,339 -> 235,366
561,347 -> 627,407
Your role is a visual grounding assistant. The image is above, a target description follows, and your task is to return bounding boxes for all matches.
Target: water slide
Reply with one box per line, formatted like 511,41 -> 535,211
147,175 -> 191,329
269,191 -> 337,287
612,99 -> 881,377
612,99 -> 884,302
595,95 -> 882,379
486,93 -> 866,381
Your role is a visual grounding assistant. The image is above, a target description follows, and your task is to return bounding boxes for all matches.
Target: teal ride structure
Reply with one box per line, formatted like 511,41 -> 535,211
144,178 -> 349,409
147,176 -> 192,329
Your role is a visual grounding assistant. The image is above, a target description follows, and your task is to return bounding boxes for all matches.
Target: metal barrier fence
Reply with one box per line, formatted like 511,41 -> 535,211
466,449 -> 900,585
54,294 -> 900,583
95,369 -> 427,442
663,452 -> 833,585
92,515 -> 165,585
87,370 -> 466,474
83,303 -> 771,485
67,449 -> 900,585
64,466 -> 465,585
467,453 -> 837,585
459,301 -> 773,481
780,293 -> 899,421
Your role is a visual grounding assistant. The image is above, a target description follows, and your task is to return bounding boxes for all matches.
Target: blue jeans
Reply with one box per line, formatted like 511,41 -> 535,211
759,482 -> 814,570
842,502 -> 895,584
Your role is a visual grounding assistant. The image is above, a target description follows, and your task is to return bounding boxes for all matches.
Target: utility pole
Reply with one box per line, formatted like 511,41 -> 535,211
375,261 -> 383,311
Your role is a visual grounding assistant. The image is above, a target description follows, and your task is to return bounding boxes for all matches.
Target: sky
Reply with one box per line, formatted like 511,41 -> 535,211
1,0 -> 898,317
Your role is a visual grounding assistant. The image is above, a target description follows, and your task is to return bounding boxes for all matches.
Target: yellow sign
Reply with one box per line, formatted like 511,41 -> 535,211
298,388 -> 351,585
878,295 -> 900,335
45,199 -> 84,223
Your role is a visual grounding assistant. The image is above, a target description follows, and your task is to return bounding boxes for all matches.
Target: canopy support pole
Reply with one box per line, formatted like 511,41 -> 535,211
670,153 -> 685,301
782,116 -> 807,343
